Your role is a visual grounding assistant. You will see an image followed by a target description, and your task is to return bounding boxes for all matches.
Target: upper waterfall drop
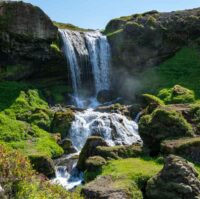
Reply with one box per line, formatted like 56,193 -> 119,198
59,29 -> 111,107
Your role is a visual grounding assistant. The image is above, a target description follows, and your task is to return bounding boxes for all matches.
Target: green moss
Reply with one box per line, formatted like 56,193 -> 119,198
50,42 -> 61,53
158,85 -> 195,104
139,107 -> 194,155
51,109 -> 74,138
95,144 -> 143,160
139,46 -> 200,97
54,21 -> 90,32
142,94 -> 165,113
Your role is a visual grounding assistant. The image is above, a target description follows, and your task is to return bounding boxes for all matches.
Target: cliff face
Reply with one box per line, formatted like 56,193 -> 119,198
0,1 -> 68,85
105,8 -> 200,98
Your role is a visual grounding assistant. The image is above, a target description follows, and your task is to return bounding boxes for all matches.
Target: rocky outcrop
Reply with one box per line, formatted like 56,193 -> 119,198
82,175 -> 142,199
161,137 -> 200,163
105,8 -> 200,98
0,1 -> 69,87
146,155 -> 200,199
139,106 -> 194,155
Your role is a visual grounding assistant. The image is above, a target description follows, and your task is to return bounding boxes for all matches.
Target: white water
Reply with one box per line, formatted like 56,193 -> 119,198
70,109 -> 141,150
53,29 -> 142,191
52,153 -> 84,190
59,29 -> 111,108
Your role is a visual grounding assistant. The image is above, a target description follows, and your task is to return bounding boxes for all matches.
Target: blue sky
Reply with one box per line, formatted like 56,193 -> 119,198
23,0 -> 200,29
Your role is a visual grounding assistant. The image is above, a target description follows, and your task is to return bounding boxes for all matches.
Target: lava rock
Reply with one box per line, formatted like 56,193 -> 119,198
146,155 -> 200,199
77,136 -> 108,171
29,155 -> 55,178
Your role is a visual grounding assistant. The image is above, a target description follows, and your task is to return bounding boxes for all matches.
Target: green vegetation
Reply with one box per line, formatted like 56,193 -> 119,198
101,158 -> 162,190
54,21 -> 91,32
158,85 -> 195,104
50,42 -> 61,53
140,46 -> 200,97
0,144 -> 77,199
139,107 -> 194,155
0,81 -> 63,158
51,109 -> 74,138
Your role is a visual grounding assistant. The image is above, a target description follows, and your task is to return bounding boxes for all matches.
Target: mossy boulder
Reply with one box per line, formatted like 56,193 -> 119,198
161,137 -> 200,163
146,155 -> 200,199
85,156 -> 107,172
82,175 -> 142,199
158,85 -> 195,104
95,144 -> 143,160
142,94 -> 165,114
77,136 -> 108,171
29,155 -> 55,178
139,107 -> 194,155
51,109 -> 74,138
59,138 -> 77,154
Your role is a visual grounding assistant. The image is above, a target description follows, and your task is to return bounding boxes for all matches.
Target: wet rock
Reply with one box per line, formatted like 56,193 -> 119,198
29,155 -> 55,178
59,138 -> 77,154
77,136 -> 108,171
146,155 -> 200,199
97,90 -> 116,103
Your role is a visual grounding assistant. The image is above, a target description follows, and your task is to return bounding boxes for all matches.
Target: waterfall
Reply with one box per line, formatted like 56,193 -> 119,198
59,29 -> 111,107
53,29 -> 142,191
85,31 -> 111,94
69,109 -> 141,150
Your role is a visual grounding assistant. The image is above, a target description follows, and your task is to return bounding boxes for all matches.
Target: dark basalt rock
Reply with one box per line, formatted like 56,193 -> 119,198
0,1 -> 69,87
146,155 -> 200,199
105,8 -> 200,99
29,155 -> 55,178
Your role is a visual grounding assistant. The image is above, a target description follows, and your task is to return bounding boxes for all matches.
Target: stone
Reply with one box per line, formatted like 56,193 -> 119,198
161,137 -> 200,163
29,155 -> 55,178
105,8 -> 200,100
97,90 -> 116,103
85,156 -> 107,172
139,107 -> 194,155
81,175 -> 140,199
59,138 -> 77,154
51,109 -> 74,138
146,155 -> 200,199
77,136 -> 108,171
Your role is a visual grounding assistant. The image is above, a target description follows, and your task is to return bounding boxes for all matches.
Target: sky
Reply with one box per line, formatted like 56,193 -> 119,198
22,0 -> 200,29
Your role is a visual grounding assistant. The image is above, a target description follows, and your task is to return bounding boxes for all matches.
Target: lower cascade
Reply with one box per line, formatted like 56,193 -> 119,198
70,109 -> 141,150
52,28 -> 142,190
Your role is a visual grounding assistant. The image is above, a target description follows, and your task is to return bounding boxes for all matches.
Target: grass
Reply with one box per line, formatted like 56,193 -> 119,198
101,157 -> 162,189
139,46 -> 200,98
54,21 -> 91,32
